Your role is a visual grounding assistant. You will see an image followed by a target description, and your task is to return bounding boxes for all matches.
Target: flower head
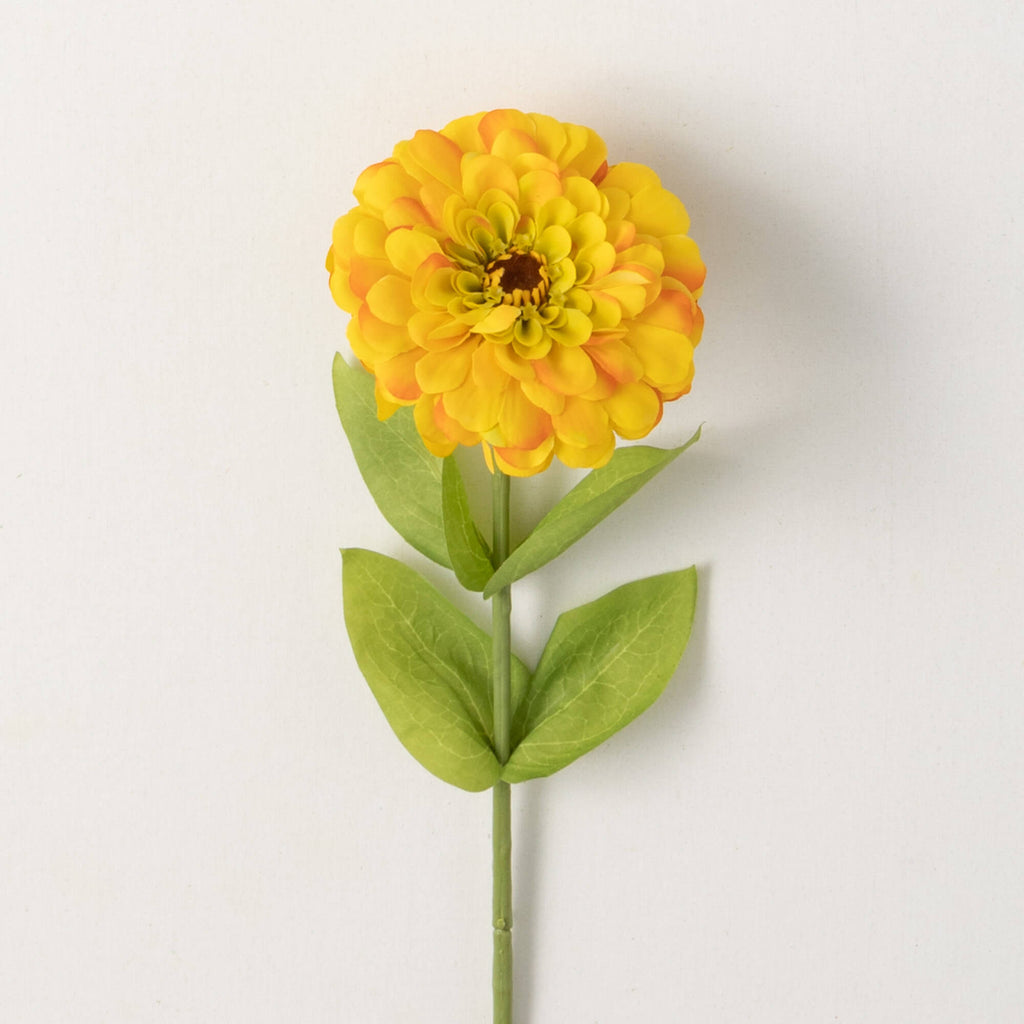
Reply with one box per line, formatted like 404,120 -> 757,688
327,110 -> 705,477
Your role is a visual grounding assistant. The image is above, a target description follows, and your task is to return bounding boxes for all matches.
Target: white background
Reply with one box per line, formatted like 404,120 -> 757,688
2,2 -> 1022,1021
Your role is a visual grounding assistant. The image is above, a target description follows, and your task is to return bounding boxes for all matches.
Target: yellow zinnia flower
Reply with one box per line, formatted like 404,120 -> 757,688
327,109 -> 705,477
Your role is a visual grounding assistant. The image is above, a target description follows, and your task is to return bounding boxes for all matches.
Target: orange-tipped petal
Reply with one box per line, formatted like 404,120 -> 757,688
662,234 -> 706,293
375,349 -> 422,402
492,437 -> 555,477
403,129 -> 464,190
354,161 -> 420,215
478,109 -> 535,149
374,380 -> 403,420
585,337 -> 644,383
498,383 -> 552,450
413,395 -> 458,456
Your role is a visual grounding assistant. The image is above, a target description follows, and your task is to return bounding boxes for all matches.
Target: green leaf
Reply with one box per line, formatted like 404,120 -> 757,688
481,430 -> 700,599
333,354 -> 450,569
502,568 -> 697,783
342,548 -> 529,791
442,457 -> 494,592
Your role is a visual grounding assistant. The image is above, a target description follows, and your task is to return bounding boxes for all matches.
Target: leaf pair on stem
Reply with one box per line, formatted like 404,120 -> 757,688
334,355 -> 699,790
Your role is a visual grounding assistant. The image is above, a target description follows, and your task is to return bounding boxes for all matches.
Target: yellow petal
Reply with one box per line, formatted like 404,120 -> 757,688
413,395 -> 458,456
600,282 -> 649,318
490,127 -> 542,163
485,200 -> 518,245
493,343 -> 536,382
499,383 -> 552,450
628,321 -> 695,388
533,343 -> 597,396
546,307 -> 593,347
528,114 -> 567,162
354,161 -> 420,215
492,436 -> 555,477
584,290 -> 622,329
551,395 -> 610,448
511,334 -> 552,360
536,197 -> 578,231
578,365 -> 617,402
616,243 -> 665,278
534,225 -> 572,263
330,210 -> 360,260
416,180 -> 450,227
440,112 -> 485,154
478,109 -> 535,149
352,216 -> 389,257
375,349 -> 423,402
384,228 -> 442,277
563,176 -> 605,217
600,162 -> 661,196
517,169 -> 563,214
557,123 -> 608,179
568,212 -> 608,251
328,267 -> 360,315
461,153 -> 519,205
585,337 -> 644,383
347,256 -> 393,300
508,151 -> 560,178
474,303 -> 521,335
662,234 -> 706,292
600,185 -> 632,222
408,310 -> 467,352
577,240 -> 616,283
365,274 -> 417,326
638,290 -> 696,335
513,315 -> 545,349
520,378 -> 566,415
345,317 -> 378,365
472,341 -> 512,391
374,380 -> 403,420
411,254 -> 458,309
415,340 -> 476,393
603,382 -> 663,440
404,129 -> 464,190
443,376 -> 505,433
357,304 -> 416,357
554,432 -> 616,470
628,186 -> 690,237
606,220 -> 636,252
382,196 -> 432,230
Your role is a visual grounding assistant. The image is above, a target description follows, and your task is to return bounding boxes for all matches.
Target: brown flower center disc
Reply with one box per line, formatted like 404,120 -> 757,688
484,249 -> 550,307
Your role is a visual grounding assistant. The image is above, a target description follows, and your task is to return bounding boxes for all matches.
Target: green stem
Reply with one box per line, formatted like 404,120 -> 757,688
491,469 -> 512,1024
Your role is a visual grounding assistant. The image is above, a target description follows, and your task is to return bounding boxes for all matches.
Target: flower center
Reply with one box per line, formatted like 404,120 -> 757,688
484,248 -> 550,307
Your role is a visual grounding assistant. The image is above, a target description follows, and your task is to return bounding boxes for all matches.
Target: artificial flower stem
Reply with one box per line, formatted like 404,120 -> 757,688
491,468 -> 513,1024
